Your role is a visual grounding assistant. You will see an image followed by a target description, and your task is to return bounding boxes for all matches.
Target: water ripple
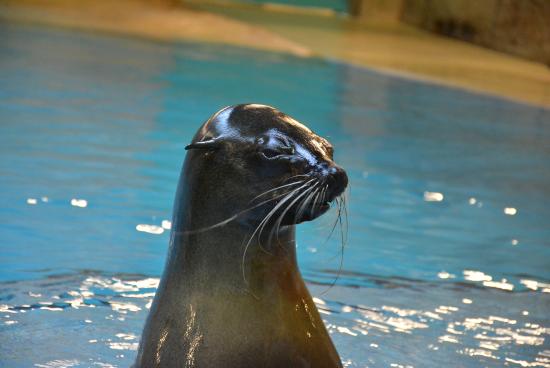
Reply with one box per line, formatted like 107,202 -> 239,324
2,272 -> 548,367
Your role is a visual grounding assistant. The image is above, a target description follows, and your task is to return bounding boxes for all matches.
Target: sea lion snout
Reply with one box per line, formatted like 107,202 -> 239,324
324,165 -> 348,202
311,161 -> 348,203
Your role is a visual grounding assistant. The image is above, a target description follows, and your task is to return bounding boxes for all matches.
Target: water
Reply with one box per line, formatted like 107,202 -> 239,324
1,22 -> 549,367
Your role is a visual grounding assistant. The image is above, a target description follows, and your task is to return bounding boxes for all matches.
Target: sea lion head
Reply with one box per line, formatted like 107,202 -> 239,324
185,104 -> 348,226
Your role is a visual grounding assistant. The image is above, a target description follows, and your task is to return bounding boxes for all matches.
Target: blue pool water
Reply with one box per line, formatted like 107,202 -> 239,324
1,22 -> 549,367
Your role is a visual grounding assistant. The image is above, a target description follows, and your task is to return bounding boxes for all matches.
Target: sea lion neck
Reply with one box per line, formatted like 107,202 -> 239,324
165,154 -> 301,291
166,223 -> 300,295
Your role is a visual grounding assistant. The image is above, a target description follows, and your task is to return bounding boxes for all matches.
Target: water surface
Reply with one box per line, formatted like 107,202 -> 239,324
1,22 -> 549,367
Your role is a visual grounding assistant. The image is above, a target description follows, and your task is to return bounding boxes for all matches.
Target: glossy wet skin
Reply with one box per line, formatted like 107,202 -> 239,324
135,104 -> 346,368
186,104 -> 348,226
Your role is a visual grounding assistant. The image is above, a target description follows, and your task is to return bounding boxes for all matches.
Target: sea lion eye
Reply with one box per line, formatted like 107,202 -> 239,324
261,148 -> 283,159
260,146 -> 294,159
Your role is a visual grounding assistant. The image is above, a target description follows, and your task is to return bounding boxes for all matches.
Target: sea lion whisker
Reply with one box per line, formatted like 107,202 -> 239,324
264,181 -> 318,247
241,180 -> 315,285
319,185 -> 328,208
294,185 -> 320,223
259,179 -> 316,238
247,188 -> 300,259
320,196 -> 346,296
342,190 -> 349,246
267,182 -> 318,248
180,184 -> 306,235
320,187 -> 341,248
249,180 -> 304,203
303,188 -> 320,217
254,181 -> 313,247
311,189 -> 322,213
242,185 -> 302,276
310,184 -> 327,214
285,174 -> 310,180
293,185 -> 318,221
270,182 -> 319,246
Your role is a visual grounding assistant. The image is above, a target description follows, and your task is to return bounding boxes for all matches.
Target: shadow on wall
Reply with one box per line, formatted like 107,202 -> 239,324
399,0 -> 550,67
348,0 -> 550,66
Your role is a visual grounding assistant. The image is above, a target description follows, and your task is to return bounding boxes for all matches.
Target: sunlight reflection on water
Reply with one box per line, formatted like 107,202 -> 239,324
2,274 -> 549,367
1,22 -> 549,368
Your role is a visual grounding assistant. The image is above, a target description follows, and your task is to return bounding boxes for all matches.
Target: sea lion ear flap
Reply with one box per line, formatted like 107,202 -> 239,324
185,138 -> 221,151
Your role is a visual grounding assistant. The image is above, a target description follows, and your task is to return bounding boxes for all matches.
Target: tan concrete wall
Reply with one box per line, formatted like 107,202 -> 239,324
399,0 -> 550,66
349,0 -> 550,65
348,0 -> 404,22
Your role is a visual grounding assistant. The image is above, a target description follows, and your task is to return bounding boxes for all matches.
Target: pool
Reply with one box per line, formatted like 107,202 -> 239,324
1,22 -> 549,367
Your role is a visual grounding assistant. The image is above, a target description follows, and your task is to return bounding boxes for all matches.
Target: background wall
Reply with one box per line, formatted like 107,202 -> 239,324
351,0 -> 550,66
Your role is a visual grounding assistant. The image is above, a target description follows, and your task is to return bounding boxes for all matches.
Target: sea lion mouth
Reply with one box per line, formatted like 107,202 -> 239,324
272,168 -> 347,225
296,201 -> 331,223
285,196 -> 336,224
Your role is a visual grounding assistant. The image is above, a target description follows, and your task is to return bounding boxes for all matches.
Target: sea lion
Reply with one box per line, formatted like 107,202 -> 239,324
135,104 -> 348,368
